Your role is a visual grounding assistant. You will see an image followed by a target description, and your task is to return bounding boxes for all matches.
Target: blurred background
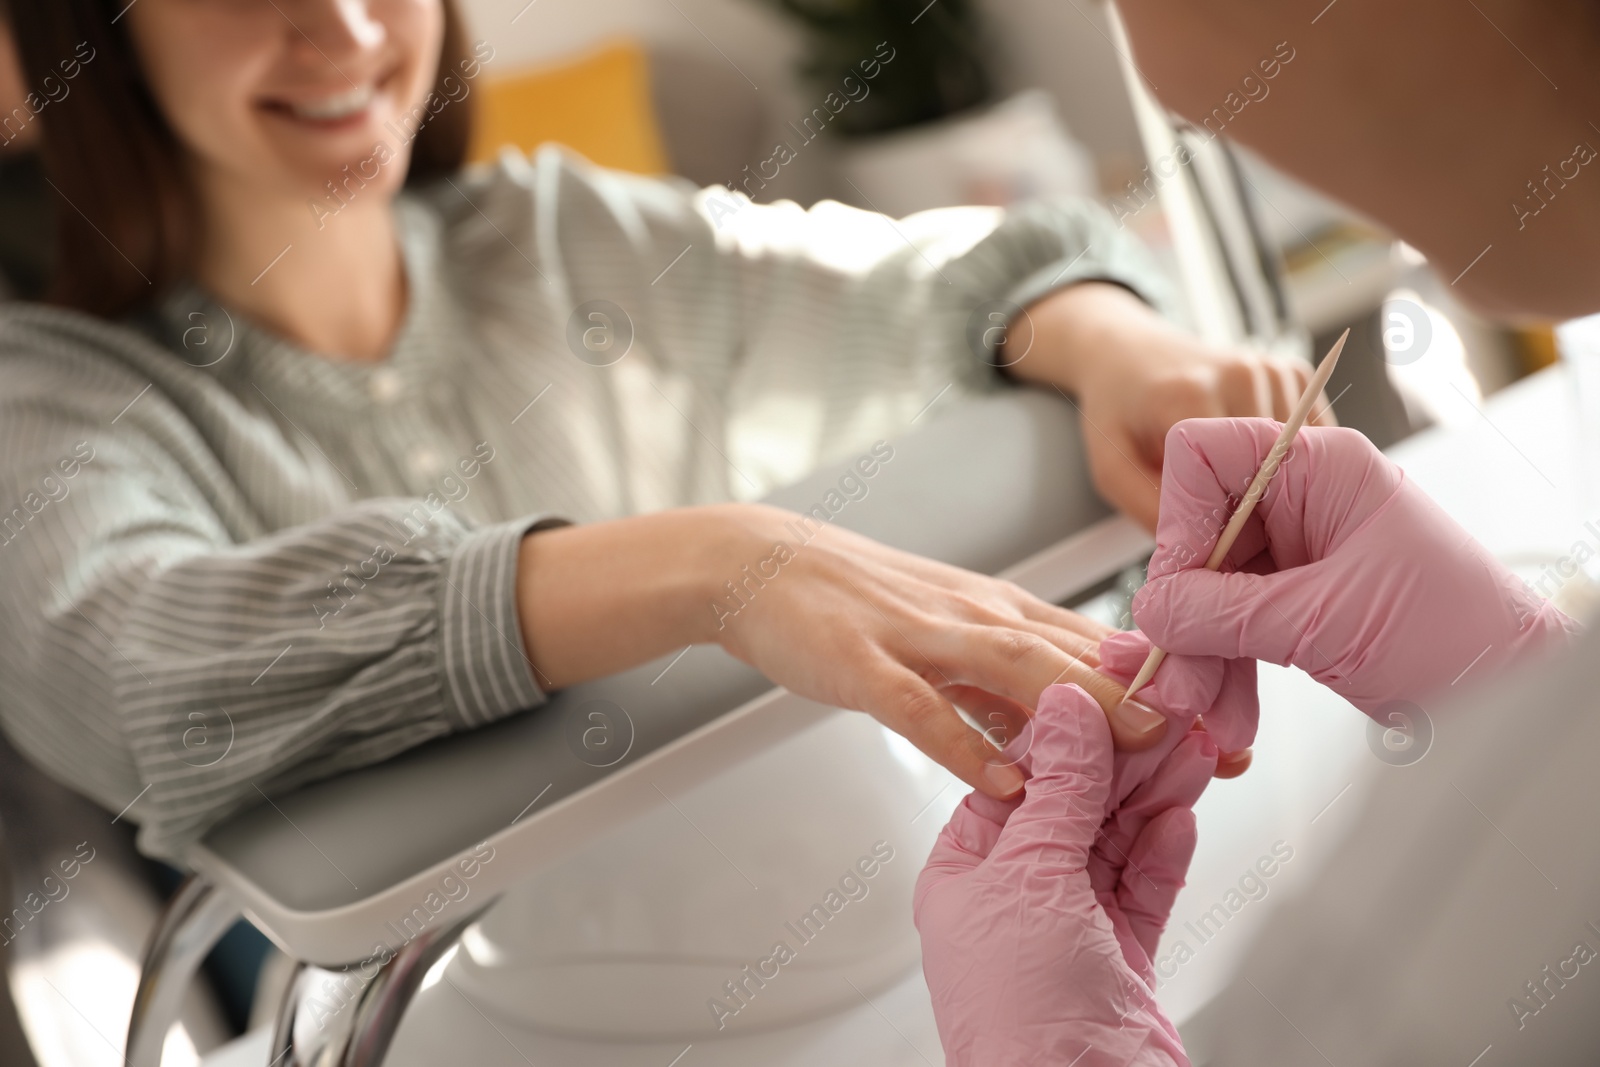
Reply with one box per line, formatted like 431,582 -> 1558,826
431,0 -> 1558,449
0,0 -> 1562,451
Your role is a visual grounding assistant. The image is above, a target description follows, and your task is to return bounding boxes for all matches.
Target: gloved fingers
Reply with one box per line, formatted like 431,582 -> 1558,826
920,694 -> 1035,884
1132,564 -> 1324,668
1098,630 -> 1222,728
1202,656 -> 1260,754
1115,727 -> 1218,822
1099,628 -> 1257,769
1148,418 -> 1290,578
1099,887 -> 1158,988
1152,419 -> 1400,582
1118,806 -> 1200,964
921,785 -> 1023,884
984,683 -> 1113,871
1090,728 -> 1216,893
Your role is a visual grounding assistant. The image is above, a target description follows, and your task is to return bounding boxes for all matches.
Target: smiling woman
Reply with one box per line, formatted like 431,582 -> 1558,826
10,0 -> 474,323
0,0 -> 1295,864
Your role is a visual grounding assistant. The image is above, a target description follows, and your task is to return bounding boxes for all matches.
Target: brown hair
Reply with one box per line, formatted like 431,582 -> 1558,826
6,0 -> 474,319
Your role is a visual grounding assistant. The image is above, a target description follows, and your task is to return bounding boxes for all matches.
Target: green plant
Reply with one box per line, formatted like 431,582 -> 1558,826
764,0 -> 996,136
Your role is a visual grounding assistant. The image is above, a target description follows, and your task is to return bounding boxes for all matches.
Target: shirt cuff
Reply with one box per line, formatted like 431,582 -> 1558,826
436,514 -> 568,729
1003,253 -> 1176,324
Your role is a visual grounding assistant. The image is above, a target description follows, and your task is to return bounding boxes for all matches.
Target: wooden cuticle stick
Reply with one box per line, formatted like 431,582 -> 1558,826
1122,328 -> 1350,703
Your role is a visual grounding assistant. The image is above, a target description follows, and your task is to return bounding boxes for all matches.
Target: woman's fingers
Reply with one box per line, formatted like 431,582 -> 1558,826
1265,361 -> 1297,421
1216,360 -> 1274,420
850,538 -> 1115,647
942,685 -> 1033,768
1289,357 -> 1341,427
1014,596 -> 1118,646
998,616 -> 1103,669
1083,421 -> 1164,532
925,625 -> 1168,750
870,663 -> 1027,798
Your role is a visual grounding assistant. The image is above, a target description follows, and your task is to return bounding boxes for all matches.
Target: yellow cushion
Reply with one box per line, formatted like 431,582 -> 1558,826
468,39 -> 670,175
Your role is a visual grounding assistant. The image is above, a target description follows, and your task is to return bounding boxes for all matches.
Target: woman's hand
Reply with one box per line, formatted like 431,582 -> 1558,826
915,682 -> 1213,1067
703,504 -> 1169,797
1133,418 -> 1582,717
1011,282 -> 1334,530
517,503 -> 1174,801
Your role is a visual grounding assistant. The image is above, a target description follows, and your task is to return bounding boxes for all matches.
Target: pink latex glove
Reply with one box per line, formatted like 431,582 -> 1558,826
1098,627 -> 1259,761
915,682 -> 1217,1067
1133,419 -> 1580,717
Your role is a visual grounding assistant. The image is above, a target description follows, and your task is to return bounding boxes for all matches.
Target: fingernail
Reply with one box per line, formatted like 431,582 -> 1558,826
1215,747 -> 1254,778
983,762 -> 1025,796
1114,698 -> 1167,738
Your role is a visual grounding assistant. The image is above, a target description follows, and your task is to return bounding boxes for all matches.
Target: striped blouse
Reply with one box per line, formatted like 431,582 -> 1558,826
0,146 -> 1170,861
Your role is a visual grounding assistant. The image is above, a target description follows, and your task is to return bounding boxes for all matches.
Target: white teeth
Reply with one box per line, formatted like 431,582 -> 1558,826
289,85 -> 374,121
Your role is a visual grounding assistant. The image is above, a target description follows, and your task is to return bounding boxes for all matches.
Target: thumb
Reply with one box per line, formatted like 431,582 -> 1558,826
1091,424 -> 1163,533
984,683 -> 1113,871
1133,562 -> 1328,668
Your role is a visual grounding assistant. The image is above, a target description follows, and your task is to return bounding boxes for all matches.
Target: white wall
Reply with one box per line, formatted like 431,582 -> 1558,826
456,0 -> 1143,203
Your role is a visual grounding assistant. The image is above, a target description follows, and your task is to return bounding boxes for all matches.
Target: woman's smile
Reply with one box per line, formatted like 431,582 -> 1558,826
258,67 -> 403,135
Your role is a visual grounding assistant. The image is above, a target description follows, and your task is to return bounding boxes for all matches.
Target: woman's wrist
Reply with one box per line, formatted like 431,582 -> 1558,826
1009,281 -> 1166,394
515,504 -> 756,690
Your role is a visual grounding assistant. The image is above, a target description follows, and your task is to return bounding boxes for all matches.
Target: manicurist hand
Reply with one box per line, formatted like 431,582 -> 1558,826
1013,282 -> 1335,531
1132,418 -> 1582,717
1098,627 -> 1258,771
518,502 -> 1175,802
915,682 -> 1214,1067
